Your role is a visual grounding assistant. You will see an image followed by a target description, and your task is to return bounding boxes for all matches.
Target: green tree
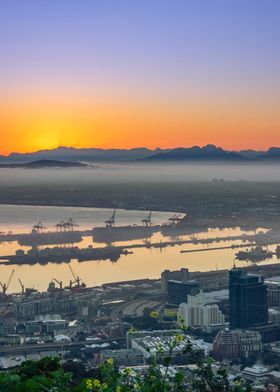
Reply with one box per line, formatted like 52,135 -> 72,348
0,341 -> 253,392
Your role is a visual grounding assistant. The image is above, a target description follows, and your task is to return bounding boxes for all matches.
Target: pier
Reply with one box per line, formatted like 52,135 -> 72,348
0,231 -> 279,266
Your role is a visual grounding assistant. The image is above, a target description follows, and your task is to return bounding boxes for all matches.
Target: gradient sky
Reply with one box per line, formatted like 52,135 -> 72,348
0,0 -> 280,154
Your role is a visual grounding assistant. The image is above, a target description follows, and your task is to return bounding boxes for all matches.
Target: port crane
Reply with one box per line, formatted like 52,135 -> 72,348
0,269 -> 15,295
142,211 -> 152,227
33,221 -> 47,234
56,220 -> 65,231
18,278 -> 37,295
105,209 -> 116,228
56,218 -> 79,232
168,214 -> 183,224
52,278 -> 63,289
64,218 -> 79,231
18,278 -> 24,294
69,265 -> 85,288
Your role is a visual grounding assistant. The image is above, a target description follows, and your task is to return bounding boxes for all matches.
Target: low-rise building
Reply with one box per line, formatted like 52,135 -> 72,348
42,319 -> 68,333
129,330 -> 211,364
54,334 -> 71,343
0,324 -> 17,335
267,283 -> 280,306
268,308 -> 280,324
236,330 -> 263,358
25,321 -> 42,335
0,334 -> 20,345
242,365 -> 269,382
101,349 -> 144,366
213,329 -> 241,360
178,290 -> 225,330
213,329 -> 263,360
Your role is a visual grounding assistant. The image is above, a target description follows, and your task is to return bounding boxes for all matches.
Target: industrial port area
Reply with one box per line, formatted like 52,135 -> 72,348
3,198 -> 280,392
1,207 -> 280,268
1,206 -> 280,390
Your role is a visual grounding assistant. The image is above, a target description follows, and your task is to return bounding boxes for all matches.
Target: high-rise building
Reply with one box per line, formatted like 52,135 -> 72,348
167,280 -> 199,305
229,268 -> 268,329
161,268 -> 189,293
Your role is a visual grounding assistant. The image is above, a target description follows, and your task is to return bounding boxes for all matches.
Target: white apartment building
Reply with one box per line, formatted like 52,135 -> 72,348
178,290 -> 225,329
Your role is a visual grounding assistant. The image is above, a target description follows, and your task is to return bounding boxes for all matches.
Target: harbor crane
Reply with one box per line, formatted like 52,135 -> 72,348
32,221 -> 47,234
52,278 -> 63,289
0,269 -> 15,295
69,265 -> 82,287
168,214 -> 183,224
55,220 -> 65,231
105,209 -> 116,228
68,265 -> 86,289
142,211 -> 152,227
63,218 -> 79,231
18,278 -> 37,295
18,278 -> 24,294
56,218 -> 80,232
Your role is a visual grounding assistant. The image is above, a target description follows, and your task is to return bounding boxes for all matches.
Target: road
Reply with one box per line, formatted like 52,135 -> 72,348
0,338 -> 124,355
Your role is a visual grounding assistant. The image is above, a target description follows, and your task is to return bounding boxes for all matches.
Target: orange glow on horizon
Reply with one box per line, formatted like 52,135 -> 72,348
0,93 -> 279,155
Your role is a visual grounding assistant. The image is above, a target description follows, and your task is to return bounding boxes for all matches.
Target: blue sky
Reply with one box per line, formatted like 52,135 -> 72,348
0,1 -> 280,152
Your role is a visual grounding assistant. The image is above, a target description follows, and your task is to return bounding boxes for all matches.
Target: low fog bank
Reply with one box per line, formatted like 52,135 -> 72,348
1,162 -> 280,186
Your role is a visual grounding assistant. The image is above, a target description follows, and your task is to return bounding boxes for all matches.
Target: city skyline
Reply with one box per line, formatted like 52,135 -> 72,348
1,2 -> 280,385
1,0 -> 280,154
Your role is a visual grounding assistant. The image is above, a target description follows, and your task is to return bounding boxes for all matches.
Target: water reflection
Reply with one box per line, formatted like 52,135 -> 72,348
0,205 -> 276,293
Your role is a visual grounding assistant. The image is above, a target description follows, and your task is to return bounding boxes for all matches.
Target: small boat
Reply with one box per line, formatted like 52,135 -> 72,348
235,246 -> 273,261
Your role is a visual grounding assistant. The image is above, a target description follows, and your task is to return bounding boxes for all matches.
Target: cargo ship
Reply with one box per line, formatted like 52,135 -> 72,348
235,246 -> 273,262
160,214 -> 207,237
92,225 -> 159,243
18,231 -> 83,246
0,245 -> 126,265
92,210 -> 160,243
160,224 -> 207,237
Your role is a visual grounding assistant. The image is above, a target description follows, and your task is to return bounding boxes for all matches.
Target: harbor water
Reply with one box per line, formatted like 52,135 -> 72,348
0,204 -> 277,293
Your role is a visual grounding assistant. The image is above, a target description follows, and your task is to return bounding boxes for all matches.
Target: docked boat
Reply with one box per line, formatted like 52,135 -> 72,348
18,231 -> 83,246
235,246 -> 273,261
92,225 -> 159,243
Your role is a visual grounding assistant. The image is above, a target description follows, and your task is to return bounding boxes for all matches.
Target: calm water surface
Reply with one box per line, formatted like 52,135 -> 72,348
0,204 -> 276,293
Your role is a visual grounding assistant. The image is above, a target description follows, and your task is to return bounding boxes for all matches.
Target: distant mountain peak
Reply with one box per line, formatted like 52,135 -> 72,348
257,146 -> 280,160
2,146 -> 165,163
0,159 -> 87,169
145,144 -> 246,161
0,145 -> 279,163
203,144 -> 219,150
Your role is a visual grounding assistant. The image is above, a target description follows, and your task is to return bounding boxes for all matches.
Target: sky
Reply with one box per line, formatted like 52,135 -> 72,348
0,0 -> 280,154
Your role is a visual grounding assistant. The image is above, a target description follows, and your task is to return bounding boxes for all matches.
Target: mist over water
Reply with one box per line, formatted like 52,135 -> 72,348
1,162 -> 280,186
0,205 -> 173,233
0,162 -> 279,293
